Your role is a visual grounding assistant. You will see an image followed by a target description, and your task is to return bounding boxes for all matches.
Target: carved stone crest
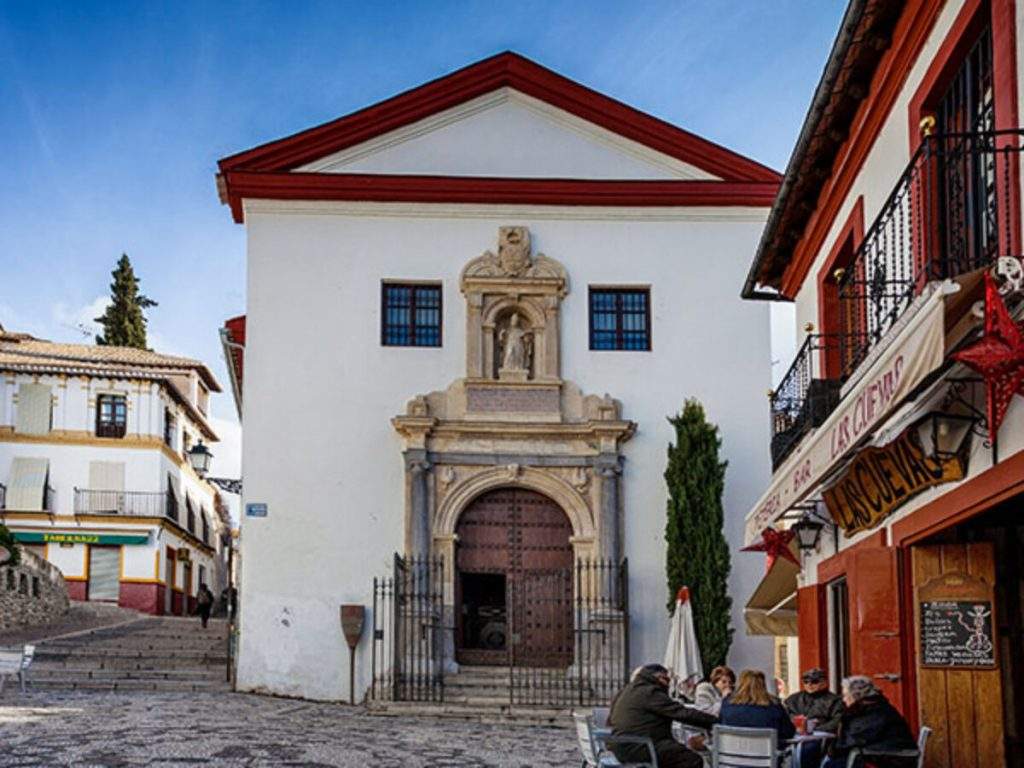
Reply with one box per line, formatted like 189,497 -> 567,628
461,226 -> 567,282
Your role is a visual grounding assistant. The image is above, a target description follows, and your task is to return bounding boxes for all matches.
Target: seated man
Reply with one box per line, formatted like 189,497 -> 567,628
784,668 -> 843,767
609,663 -> 717,768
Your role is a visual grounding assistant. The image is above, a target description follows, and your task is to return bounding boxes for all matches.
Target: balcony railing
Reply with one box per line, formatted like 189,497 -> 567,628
770,130 -> 1023,470
770,335 -> 844,469
836,130 -> 1023,379
73,489 -> 172,518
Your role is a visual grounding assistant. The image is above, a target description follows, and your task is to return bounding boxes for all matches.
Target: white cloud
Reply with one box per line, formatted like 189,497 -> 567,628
50,295 -> 109,342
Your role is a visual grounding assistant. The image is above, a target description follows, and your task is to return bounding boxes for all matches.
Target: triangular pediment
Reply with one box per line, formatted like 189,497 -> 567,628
295,89 -> 716,180
219,52 -> 779,183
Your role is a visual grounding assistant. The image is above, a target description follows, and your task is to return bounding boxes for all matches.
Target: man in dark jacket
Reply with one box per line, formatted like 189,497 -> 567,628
609,663 -> 717,768
823,676 -> 916,768
784,668 -> 844,732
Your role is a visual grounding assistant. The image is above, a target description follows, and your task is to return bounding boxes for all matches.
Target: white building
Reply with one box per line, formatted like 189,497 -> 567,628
218,52 -> 781,703
0,327 -> 229,615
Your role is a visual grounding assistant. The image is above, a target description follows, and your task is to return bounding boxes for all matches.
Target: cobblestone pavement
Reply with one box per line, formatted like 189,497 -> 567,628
0,690 -> 579,767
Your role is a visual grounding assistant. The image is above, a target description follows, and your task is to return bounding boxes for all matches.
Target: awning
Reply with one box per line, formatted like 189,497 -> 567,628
744,545 -> 800,636
744,283 -> 950,545
5,457 -> 49,511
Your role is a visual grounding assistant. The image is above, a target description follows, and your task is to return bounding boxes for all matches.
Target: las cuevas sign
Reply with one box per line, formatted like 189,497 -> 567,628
823,425 -> 966,535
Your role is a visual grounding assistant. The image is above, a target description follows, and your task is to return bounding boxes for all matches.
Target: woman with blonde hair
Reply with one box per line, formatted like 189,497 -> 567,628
719,669 -> 795,749
693,665 -> 735,715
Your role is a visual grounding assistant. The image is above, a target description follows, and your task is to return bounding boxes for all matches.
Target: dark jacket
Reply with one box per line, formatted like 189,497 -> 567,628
719,696 -> 795,749
784,689 -> 844,733
829,694 -> 916,767
609,669 -> 717,746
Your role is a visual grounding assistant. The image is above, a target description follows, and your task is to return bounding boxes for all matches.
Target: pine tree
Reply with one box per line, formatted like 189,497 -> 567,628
665,398 -> 733,674
94,254 -> 157,349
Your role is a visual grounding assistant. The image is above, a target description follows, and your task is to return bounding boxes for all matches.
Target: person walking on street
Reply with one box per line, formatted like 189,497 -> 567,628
196,583 -> 214,629
608,663 -> 717,768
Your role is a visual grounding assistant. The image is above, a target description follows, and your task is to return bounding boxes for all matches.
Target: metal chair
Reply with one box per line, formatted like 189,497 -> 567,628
573,712 -> 659,768
712,724 -> 782,768
845,726 -> 931,768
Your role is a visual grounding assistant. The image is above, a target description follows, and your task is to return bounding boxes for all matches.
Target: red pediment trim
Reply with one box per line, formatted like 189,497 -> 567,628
218,52 -> 780,182
221,172 -> 779,223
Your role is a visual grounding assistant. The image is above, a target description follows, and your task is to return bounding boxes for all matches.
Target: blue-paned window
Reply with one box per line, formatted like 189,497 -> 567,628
588,287 -> 651,351
381,283 -> 442,347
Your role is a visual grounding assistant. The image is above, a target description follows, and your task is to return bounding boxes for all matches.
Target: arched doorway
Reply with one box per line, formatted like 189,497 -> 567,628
455,487 -> 574,667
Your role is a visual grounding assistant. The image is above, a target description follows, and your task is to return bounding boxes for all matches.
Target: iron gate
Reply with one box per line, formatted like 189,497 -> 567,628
371,555 -> 446,702
372,555 -> 629,707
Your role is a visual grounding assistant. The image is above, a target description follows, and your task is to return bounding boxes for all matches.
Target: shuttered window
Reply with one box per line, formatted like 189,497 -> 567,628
86,462 -> 126,513
6,457 -> 49,511
87,547 -> 120,601
15,383 -> 52,435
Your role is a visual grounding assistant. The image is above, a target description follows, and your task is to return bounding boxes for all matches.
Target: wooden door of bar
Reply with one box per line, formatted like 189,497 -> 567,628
455,487 -> 573,666
913,542 -> 1004,768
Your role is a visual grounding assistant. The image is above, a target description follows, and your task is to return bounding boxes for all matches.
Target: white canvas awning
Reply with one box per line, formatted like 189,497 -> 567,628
6,457 -> 50,511
744,544 -> 800,637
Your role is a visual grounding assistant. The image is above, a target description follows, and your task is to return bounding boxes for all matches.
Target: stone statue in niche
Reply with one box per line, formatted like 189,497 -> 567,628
497,312 -> 533,381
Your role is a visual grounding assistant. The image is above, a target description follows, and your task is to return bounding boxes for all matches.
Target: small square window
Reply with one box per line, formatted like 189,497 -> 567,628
588,287 -> 651,351
381,283 -> 442,347
96,394 -> 127,438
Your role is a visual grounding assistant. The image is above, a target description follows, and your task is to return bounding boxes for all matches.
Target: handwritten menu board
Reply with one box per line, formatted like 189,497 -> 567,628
920,600 -> 996,668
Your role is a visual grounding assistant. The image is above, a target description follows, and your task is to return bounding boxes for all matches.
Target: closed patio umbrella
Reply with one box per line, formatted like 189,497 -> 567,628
663,586 -> 703,700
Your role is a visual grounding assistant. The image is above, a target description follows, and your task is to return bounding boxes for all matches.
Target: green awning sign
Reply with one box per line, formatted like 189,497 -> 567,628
12,532 -> 150,546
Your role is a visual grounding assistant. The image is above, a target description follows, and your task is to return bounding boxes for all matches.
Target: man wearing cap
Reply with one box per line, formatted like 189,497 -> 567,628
785,668 -> 844,767
608,663 -> 717,768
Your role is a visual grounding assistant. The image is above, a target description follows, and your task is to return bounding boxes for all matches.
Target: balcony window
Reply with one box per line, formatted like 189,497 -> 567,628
96,395 -> 127,438
381,282 -> 442,347
201,514 -> 209,546
185,496 -> 196,534
589,287 -> 651,351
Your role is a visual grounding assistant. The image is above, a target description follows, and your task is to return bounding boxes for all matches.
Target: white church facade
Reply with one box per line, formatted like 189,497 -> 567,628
217,52 -> 781,703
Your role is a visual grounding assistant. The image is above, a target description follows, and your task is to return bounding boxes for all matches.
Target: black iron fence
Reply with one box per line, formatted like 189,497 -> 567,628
769,335 -> 844,469
371,555 -> 630,707
837,130 -> 1023,378
371,555 -> 446,703
73,489 -> 171,518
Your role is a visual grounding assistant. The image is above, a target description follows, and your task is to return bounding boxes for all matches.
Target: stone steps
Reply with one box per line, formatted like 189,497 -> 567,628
26,678 -> 231,693
29,667 -> 224,682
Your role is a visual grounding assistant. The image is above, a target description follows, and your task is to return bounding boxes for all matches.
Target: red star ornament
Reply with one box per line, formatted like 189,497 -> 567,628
741,527 -> 799,572
952,272 -> 1024,442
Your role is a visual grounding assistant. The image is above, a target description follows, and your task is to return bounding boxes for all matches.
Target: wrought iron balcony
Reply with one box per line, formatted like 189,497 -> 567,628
769,334 -> 844,469
836,130 -> 1023,380
73,489 -> 172,518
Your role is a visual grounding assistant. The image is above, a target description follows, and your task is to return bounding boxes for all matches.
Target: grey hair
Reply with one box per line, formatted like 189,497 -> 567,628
841,675 -> 879,702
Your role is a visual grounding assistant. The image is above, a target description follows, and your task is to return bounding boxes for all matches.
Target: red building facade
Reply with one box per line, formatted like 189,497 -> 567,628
742,2 -> 1023,766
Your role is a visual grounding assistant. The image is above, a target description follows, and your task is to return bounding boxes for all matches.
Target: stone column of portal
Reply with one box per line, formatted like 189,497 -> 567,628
596,456 -> 622,565
405,450 -> 432,562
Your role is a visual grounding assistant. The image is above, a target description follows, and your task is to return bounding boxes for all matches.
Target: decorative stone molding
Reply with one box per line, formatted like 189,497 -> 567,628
393,226 -> 636,568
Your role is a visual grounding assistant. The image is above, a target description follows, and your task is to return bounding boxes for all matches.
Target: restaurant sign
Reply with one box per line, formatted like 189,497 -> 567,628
12,532 -> 150,546
822,424 -> 966,535
744,287 -> 947,545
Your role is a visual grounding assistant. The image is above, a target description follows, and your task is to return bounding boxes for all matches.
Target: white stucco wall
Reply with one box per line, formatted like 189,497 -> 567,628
238,200 -> 774,701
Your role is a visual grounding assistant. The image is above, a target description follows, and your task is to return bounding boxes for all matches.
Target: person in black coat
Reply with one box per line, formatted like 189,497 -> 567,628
718,669 -> 796,750
608,663 -> 717,768
822,676 -> 917,768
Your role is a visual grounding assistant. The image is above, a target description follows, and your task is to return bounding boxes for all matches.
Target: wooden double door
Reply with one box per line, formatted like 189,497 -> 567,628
455,487 -> 574,667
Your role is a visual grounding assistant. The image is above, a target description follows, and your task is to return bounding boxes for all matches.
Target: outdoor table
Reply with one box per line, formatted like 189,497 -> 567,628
787,732 -> 835,768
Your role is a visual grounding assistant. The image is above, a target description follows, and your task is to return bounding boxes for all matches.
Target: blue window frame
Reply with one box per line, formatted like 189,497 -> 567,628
381,282 -> 442,347
588,287 -> 651,351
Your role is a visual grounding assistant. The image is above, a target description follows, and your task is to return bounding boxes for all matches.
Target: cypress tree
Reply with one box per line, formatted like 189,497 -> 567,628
94,254 -> 157,349
665,398 -> 733,674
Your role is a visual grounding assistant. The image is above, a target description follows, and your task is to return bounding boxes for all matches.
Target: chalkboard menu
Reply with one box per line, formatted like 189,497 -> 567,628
920,600 -> 996,668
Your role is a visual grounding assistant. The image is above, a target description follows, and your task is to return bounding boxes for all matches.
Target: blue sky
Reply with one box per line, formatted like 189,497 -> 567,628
0,1 -> 844,476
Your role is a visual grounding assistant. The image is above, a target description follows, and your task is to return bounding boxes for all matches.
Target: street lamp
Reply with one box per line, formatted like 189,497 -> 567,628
792,513 -> 826,552
913,412 -> 977,460
187,440 -> 214,478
